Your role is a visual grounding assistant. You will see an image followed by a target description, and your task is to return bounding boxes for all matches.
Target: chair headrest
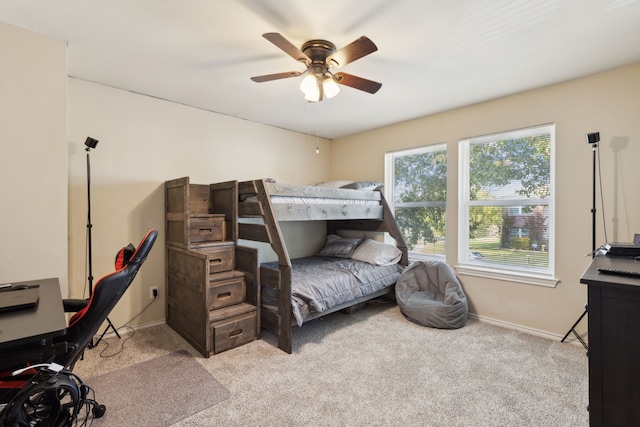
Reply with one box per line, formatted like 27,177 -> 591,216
115,243 -> 136,270
128,229 -> 158,266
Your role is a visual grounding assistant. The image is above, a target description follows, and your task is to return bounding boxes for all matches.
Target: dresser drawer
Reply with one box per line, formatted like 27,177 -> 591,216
202,246 -> 234,273
189,214 -> 225,243
211,311 -> 256,353
208,275 -> 246,310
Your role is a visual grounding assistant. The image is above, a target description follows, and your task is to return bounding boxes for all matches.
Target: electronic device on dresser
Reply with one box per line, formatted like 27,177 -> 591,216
0,284 -> 39,313
603,242 -> 640,258
597,267 -> 640,279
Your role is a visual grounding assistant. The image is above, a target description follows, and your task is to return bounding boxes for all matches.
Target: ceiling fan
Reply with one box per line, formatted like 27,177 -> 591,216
250,33 -> 382,102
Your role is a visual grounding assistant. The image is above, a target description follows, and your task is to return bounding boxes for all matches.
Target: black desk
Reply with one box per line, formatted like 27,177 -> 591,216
0,278 -> 67,351
581,255 -> 640,426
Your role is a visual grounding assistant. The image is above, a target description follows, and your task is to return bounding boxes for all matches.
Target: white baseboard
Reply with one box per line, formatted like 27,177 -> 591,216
468,313 -> 588,348
92,319 -> 166,340
131,319 -> 167,331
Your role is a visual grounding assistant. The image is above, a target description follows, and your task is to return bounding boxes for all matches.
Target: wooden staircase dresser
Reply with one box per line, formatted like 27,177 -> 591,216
165,177 -> 259,357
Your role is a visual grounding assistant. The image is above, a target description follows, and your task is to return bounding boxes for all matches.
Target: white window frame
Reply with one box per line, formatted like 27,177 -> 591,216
385,143 -> 447,261
457,124 -> 558,287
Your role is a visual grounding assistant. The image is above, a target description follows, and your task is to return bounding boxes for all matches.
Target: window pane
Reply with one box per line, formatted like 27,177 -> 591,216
395,206 -> 445,256
459,124 -> 554,278
389,144 -> 447,259
393,149 -> 446,204
466,204 -> 549,269
469,134 -> 550,201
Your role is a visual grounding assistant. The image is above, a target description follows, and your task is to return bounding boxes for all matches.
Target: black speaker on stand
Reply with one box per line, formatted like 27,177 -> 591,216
560,132 -> 600,351
84,137 -> 120,347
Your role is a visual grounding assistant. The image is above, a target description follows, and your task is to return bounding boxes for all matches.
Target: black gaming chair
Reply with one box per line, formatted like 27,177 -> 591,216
62,241 -> 138,347
0,228 -> 157,426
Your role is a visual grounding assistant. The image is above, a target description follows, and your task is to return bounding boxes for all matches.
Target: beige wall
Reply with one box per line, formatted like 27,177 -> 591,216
0,24 -> 68,290
332,63 -> 640,340
67,78 -> 331,327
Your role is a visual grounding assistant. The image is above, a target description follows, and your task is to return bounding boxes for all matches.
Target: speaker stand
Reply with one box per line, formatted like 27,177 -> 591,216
561,137 -> 599,351
84,141 -> 120,348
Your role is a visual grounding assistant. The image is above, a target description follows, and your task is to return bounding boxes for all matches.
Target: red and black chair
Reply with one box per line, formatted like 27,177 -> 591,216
63,238 -> 137,350
0,228 -> 157,426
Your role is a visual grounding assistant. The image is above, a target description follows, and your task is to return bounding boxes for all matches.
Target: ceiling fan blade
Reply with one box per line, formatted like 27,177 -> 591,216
327,36 -> 378,68
251,71 -> 302,83
334,72 -> 382,94
262,33 -> 311,65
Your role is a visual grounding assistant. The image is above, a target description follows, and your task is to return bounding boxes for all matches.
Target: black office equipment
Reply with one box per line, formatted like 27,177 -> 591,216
597,267 -> 640,279
603,242 -> 640,258
0,284 -> 39,313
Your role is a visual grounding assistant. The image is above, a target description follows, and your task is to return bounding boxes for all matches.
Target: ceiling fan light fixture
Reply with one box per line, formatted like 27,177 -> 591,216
304,87 -> 321,102
299,73 -> 316,94
323,76 -> 340,99
300,73 -> 321,102
253,33 -> 381,101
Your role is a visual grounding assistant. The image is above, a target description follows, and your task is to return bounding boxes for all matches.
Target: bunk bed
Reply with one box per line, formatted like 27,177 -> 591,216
237,179 -> 408,353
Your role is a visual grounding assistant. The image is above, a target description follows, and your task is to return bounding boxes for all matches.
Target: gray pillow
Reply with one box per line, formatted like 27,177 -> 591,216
317,234 -> 363,258
340,181 -> 383,191
351,238 -> 402,266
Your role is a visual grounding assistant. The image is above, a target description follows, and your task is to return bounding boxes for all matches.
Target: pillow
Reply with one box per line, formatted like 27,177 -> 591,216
315,180 -> 354,188
317,234 -> 363,258
340,181 -> 383,191
351,238 -> 402,266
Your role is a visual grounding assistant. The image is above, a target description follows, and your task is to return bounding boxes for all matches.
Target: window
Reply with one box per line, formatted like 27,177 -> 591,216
458,124 -> 555,285
385,144 -> 447,259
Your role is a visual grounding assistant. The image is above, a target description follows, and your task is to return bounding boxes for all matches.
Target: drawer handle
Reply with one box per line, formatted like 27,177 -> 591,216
228,328 -> 243,338
217,291 -> 232,300
210,258 -> 222,265
198,228 -> 213,234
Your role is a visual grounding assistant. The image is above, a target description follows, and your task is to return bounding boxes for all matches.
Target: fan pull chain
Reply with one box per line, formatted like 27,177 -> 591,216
315,102 -> 320,154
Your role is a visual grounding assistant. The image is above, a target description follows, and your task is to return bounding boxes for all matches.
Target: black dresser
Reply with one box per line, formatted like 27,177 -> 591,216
580,255 -> 640,426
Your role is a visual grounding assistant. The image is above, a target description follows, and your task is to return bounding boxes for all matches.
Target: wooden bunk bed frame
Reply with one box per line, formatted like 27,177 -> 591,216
237,179 -> 408,353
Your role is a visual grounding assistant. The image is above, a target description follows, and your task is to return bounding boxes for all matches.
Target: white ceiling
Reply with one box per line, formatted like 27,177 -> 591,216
2,0 -> 640,140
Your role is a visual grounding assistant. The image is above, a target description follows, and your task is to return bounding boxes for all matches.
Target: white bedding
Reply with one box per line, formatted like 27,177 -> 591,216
269,196 -> 379,205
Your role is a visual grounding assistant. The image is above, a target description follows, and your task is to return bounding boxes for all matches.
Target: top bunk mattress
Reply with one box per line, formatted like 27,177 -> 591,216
266,182 -> 381,202
239,181 -> 385,221
261,255 -> 404,326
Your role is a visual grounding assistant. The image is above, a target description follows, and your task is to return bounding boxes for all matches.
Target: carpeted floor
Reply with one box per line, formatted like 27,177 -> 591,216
85,350 -> 229,426
73,301 -> 588,426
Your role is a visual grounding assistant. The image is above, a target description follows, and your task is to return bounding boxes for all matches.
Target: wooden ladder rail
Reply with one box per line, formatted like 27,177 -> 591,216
237,179 -> 293,353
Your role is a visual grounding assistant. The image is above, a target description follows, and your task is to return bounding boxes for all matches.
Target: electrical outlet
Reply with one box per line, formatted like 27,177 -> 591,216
150,286 -> 159,299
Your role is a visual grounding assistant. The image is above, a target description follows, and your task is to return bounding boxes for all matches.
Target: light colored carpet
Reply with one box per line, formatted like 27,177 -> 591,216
74,301 -> 588,426
84,350 -> 229,426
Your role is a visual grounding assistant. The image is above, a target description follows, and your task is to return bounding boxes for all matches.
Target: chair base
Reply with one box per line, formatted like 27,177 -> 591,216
560,306 -> 588,351
89,317 -> 120,348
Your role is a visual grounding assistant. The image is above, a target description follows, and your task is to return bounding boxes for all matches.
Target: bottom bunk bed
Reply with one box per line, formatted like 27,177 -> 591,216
261,253 -> 404,327
237,179 -> 408,353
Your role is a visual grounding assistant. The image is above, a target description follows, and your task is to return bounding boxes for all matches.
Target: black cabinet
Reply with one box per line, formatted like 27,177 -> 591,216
581,256 -> 640,426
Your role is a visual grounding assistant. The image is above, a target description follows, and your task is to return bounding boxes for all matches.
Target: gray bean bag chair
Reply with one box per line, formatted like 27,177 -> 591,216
395,260 -> 468,329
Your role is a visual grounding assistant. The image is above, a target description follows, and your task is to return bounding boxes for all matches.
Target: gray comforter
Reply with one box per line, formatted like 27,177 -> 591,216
262,256 -> 403,326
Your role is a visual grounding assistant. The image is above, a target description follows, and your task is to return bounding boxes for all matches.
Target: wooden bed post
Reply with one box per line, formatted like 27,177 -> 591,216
278,266 -> 292,353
